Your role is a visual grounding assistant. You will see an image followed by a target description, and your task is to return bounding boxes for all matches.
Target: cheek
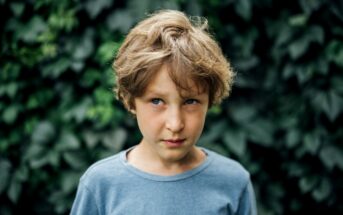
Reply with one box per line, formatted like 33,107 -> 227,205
136,108 -> 163,133
186,111 -> 207,134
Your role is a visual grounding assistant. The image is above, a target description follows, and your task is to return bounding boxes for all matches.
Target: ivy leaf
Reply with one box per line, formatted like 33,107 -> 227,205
326,40 -> 343,67
63,151 -> 88,170
3,105 -> 19,124
83,130 -> 100,149
56,132 -> 80,151
229,104 -> 257,123
7,179 -> 22,203
18,16 -> 47,43
289,14 -> 308,26
285,129 -> 301,148
72,29 -> 94,60
234,0 -> 251,21
244,119 -> 274,146
84,0 -> 113,19
289,37 -> 309,59
320,145 -> 343,170
61,171 -> 81,194
31,121 -> 56,145
299,176 -> 318,193
102,128 -> 127,153
312,91 -> 342,122
42,58 -> 71,78
300,0 -> 323,14
223,129 -> 246,157
312,178 -> 331,202
303,132 -> 321,155
106,10 -> 134,33
0,159 -> 11,194
10,2 -> 25,17
198,120 -> 227,145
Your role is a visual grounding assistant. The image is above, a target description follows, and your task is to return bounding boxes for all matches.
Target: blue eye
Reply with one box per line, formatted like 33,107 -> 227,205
185,99 -> 198,105
151,98 -> 163,105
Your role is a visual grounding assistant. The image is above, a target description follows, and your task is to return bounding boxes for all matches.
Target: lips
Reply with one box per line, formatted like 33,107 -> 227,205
163,139 -> 185,147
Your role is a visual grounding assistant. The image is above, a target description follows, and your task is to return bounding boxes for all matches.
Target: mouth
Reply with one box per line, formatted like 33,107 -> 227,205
163,139 -> 186,147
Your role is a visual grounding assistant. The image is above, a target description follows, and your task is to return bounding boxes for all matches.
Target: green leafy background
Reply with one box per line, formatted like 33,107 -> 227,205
1,0 -> 342,214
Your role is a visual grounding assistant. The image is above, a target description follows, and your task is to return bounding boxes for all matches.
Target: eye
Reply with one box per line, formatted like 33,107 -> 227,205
151,98 -> 163,105
184,99 -> 199,105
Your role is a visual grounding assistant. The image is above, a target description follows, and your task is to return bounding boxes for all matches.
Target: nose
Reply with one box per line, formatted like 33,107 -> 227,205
165,106 -> 184,133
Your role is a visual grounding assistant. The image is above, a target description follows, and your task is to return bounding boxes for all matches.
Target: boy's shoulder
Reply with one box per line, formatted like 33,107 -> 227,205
80,151 -> 125,186
203,147 -> 250,184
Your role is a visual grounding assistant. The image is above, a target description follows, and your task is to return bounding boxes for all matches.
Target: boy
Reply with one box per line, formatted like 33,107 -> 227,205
71,10 -> 257,215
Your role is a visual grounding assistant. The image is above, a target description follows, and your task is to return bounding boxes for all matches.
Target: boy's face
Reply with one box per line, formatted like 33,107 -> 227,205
133,65 -> 209,164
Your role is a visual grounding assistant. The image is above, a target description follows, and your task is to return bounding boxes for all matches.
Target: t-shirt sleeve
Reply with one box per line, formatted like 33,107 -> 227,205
237,180 -> 257,215
70,181 -> 99,215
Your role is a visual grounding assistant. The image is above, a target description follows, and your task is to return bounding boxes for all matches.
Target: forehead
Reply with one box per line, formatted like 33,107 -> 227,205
144,65 -> 207,96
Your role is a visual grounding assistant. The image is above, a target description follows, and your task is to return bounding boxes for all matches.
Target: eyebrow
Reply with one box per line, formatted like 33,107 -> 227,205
144,88 -> 207,98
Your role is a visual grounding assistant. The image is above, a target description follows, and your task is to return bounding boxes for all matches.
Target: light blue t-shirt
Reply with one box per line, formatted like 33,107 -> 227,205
70,147 -> 257,215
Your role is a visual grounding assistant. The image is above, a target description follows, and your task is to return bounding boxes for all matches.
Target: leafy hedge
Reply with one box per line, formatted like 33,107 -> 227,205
1,0 -> 342,214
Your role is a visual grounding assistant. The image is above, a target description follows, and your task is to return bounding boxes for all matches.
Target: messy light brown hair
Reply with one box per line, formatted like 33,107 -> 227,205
113,10 -> 234,110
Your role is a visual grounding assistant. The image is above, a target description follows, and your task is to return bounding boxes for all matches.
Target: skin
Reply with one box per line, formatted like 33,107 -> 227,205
127,65 -> 209,176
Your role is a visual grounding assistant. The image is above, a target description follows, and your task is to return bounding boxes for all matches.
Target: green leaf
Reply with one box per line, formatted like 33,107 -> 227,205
299,176 -> 318,193
18,16 -> 47,43
303,132 -> 321,155
48,9 -> 78,32
282,63 -> 295,79
312,91 -> 342,122
234,0 -> 251,21
307,25 -> 324,44
295,64 -> 313,83
10,2 -> 25,17
312,178 -> 331,202
61,171 -> 81,194
83,130 -> 100,149
63,98 -> 91,123
3,105 -> 19,124
72,29 -> 95,60
6,82 -> 19,98
289,14 -> 308,26
47,150 -> 60,167
331,77 -> 343,93
289,37 -> 309,59
244,119 -> 274,146
199,120 -> 227,145
7,179 -> 22,203
285,129 -> 300,148
42,58 -> 70,78
106,10 -> 134,33
287,162 -> 307,177
96,41 -> 120,65
85,0 -> 113,19
56,132 -> 80,151
30,156 -> 49,169
289,26 -> 324,59
0,159 -> 11,194
24,144 -> 46,161
229,104 -> 257,123
31,121 -> 56,145
63,151 -> 88,169
102,128 -> 127,152
320,145 -> 343,170
300,0 -> 323,14
326,40 -> 343,67
223,129 -> 246,156
80,68 -> 102,87
14,165 -> 29,182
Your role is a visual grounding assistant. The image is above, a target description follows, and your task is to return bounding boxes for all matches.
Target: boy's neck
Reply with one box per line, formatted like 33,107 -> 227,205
126,144 -> 206,176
